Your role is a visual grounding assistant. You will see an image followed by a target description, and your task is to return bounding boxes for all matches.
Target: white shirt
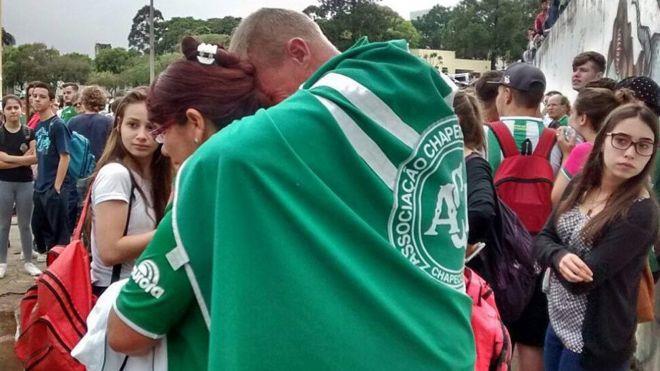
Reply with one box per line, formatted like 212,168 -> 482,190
90,162 -> 156,287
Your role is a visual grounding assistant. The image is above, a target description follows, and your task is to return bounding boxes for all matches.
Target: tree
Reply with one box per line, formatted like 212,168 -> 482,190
128,5 -> 166,54
196,34 -> 231,47
411,5 -> 452,49
121,53 -> 179,86
3,43 -> 60,89
439,0 -> 536,68
206,17 -> 241,36
306,1 -> 420,50
87,71 -> 125,96
2,28 -> 16,46
95,47 -> 138,74
49,53 -> 93,84
160,17 -> 210,53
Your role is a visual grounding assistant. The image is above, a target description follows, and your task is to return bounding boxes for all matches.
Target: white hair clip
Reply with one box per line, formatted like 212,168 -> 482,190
197,43 -> 218,65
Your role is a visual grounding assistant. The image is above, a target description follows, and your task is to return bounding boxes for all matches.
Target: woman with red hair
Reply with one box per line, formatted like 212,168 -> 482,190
101,37 -> 265,370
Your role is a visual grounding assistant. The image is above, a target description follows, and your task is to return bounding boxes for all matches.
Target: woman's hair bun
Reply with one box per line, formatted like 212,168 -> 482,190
181,36 -> 201,61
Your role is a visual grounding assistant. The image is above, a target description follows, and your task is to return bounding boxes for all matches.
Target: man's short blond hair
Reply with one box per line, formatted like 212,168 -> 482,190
229,8 -> 326,65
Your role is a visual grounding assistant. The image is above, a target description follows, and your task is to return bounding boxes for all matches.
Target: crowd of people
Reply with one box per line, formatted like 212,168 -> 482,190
2,6 -> 660,371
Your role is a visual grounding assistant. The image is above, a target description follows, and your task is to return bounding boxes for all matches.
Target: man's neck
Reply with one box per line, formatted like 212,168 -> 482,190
501,107 -> 541,119
38,109 -> 55,121
483,106 -> 500,123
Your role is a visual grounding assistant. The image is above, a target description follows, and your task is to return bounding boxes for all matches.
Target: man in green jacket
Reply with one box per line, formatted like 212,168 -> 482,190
109,8 -> 474,370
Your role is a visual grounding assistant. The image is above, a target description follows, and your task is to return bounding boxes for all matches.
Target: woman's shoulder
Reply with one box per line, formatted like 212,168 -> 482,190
98,162 -> 130,178
466,153 -> 491,172
94,163 -> 132,190
625,196 -> 658,226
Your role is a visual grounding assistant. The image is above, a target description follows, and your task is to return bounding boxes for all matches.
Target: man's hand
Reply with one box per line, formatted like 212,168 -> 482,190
558,253 -> 593,282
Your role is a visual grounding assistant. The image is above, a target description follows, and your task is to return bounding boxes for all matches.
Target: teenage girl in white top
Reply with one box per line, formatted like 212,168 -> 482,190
87,87 -> 172,295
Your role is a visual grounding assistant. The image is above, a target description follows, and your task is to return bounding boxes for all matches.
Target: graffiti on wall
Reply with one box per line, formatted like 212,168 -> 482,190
606,0 -> 660,80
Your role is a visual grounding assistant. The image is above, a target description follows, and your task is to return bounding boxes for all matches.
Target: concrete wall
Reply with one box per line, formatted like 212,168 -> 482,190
534,0 -> 660,100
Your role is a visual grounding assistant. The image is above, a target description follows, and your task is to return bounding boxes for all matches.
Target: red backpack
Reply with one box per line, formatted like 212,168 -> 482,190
14,197 -> 94,370
465,267 -> 511,371
487,121 -> 556,234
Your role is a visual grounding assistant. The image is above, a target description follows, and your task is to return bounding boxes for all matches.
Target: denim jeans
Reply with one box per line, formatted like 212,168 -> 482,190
544,324 -> 630,371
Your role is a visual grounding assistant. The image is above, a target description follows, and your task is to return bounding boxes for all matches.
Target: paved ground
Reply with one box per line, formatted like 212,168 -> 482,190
0,217 -> 45,371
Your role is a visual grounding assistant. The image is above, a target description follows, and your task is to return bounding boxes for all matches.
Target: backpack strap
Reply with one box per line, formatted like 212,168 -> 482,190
110,168 -> 137,284
532,128 -> 557,159
488,121 -> 519,158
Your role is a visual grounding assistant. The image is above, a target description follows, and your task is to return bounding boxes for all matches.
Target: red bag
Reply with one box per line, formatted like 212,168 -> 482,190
487,121 -> 556,234
465,267 -> 511,371
15,194 -> 94,370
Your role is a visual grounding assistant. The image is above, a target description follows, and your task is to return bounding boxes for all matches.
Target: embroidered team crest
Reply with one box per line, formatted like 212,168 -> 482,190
388,116 -> 468,290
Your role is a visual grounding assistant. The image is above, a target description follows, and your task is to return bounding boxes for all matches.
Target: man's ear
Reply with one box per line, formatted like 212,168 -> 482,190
285,38 -> 312,65
596,71 -> 604,79
503,87 -> 513,105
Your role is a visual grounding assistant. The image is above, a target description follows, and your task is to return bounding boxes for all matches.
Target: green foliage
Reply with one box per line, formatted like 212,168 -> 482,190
306,0 -> 536,66
87,71 -> 125,95
205,17 -> 241,36
160,17 -> 239,53
194,34 -> 231,47
3,43 -> 61,89
128,5 -> 166,54
160,17 -> 210,53
120,53 -> 181,87
50,53 -> 93,84
307,1 -> 420,50
438,0 -> 536,68
95,47 -> 139,74
411,5 -> 452,49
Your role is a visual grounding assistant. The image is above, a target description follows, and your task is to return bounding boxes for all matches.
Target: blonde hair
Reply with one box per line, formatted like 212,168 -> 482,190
228,8 -> 326,65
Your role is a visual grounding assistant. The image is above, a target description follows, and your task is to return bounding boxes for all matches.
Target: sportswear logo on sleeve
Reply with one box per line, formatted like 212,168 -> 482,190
131,260 -> 165,299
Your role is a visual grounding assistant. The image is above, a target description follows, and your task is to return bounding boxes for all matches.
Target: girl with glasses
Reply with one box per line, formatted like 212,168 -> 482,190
535,103 -> 659,371
551,88 -> 635,206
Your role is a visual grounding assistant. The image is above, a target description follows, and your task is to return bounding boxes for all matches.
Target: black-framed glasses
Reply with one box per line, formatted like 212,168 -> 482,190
607,132 -> 655,156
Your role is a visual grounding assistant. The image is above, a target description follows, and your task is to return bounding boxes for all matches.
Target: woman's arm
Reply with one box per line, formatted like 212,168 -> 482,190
560,200 -> 657,294
466,157 -> 497,244
94,200 -> 156,266
551,172 -> 570,207
0,158 -> 19,169
107,309 -> 158,356
535,217 -> 593,283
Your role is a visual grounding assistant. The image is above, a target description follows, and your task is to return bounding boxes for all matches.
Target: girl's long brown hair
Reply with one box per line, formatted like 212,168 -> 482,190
555,103 -> 659,243
86,87 -> 172,230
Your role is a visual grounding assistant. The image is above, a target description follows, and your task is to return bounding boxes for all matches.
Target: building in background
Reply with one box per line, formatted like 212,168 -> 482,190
412,49 -> 491,77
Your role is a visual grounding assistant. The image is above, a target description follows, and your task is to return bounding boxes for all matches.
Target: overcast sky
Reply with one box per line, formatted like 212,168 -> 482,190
4,0 -> 460,56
